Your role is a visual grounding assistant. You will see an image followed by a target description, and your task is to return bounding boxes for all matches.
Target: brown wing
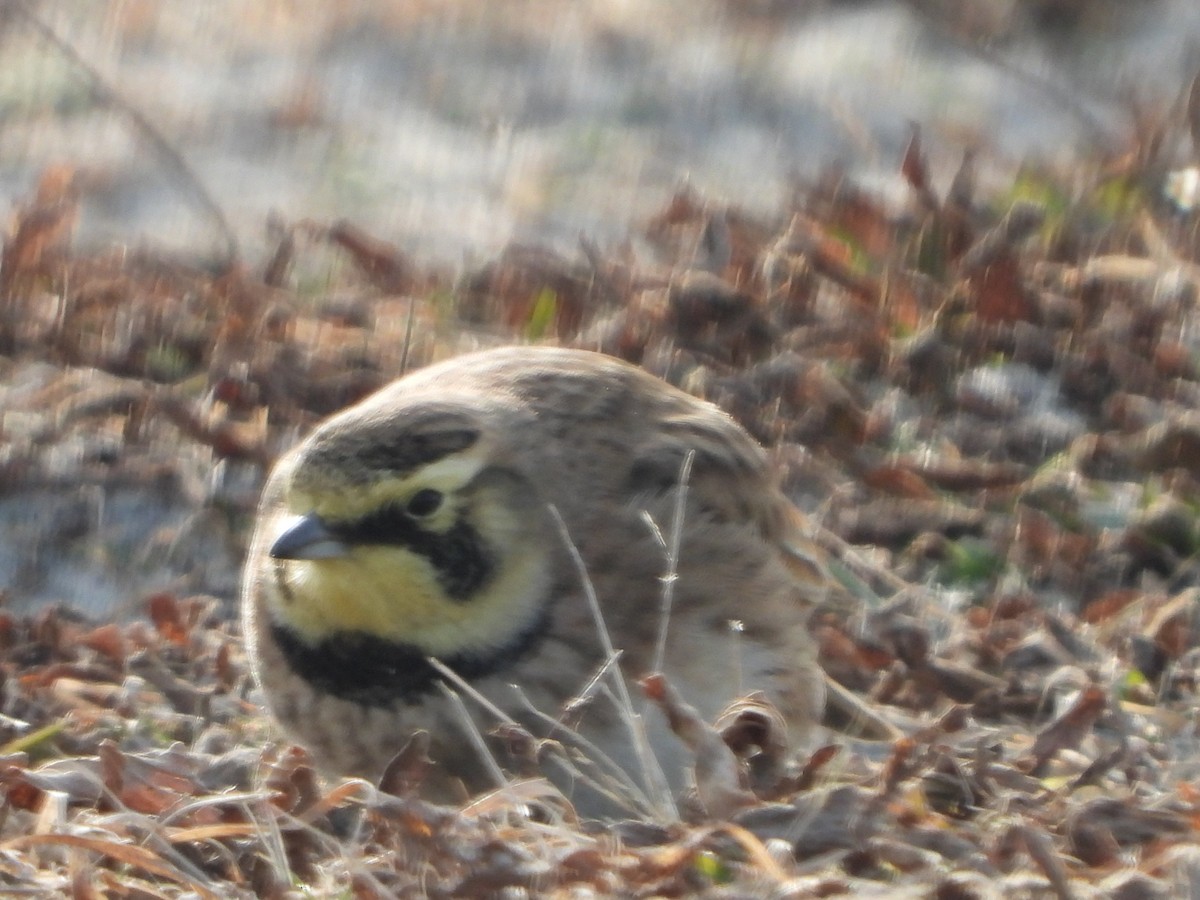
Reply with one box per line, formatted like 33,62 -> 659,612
629,409 -> 772,523
628,402 -> 844,611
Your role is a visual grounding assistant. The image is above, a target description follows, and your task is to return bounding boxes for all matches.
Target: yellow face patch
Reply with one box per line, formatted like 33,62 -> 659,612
269,537 -> 553,659
266,460 -> 555,660
273,547 -> 463,652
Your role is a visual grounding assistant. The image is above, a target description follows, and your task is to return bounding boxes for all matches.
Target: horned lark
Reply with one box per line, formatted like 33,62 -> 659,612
242,346 -> 828,813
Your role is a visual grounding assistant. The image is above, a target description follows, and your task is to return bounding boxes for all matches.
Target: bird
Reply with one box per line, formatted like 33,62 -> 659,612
241,345 -> 830,816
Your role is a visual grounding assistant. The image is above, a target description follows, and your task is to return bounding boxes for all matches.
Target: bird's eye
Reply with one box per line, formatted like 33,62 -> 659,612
406,488 -> 443,517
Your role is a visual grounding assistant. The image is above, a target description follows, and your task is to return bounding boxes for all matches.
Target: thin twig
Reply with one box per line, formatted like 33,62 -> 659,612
548,504 -> 678,821
427,656 -> 519,727
399,294 -> 418,375
245,797 -> 294,889
511,687 -> 657,818
5,0 -> 239,264
652,450 -> 694,675
430,655 -> 655,816
436,681 -> 510,791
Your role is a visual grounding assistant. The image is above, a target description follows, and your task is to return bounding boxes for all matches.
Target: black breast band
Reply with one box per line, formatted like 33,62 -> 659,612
270,601 -> 551,707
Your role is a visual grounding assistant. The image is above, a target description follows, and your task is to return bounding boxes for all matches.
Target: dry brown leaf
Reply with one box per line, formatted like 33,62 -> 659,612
324,219 -> 412,294
640,673 -> 756,819
1023,684 -> 1107,777
1146,588 -> 1199,660
377,730 -> 435,797
145,594 -> 189,646
901,124 -> 939,213
862,464 -> 937,499
77,625 -> 127,665
971,253 -> 1036,324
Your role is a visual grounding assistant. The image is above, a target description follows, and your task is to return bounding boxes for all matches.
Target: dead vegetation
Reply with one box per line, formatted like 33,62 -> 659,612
3,42 -> 1200,898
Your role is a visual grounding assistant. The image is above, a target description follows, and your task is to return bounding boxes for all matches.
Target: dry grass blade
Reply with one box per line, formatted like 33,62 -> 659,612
439,672 -> 513,792
651,450 -> 694,678
1188,67 -> 1200,162
510,684 -> 659,817
1017,824 -> 1078,900
426,655 -> 519,729
548,504 -> 677,821
164,822 -> 260,842
2,833 -> 222,900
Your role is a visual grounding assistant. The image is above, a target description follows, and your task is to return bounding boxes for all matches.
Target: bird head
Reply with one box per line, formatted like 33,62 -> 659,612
260,395 -> 556,673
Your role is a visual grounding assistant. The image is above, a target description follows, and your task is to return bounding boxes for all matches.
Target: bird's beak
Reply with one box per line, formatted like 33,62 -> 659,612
269,513 -> 350,560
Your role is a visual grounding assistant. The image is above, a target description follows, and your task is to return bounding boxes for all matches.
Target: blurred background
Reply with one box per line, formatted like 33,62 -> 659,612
3,0 -> 1200,265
